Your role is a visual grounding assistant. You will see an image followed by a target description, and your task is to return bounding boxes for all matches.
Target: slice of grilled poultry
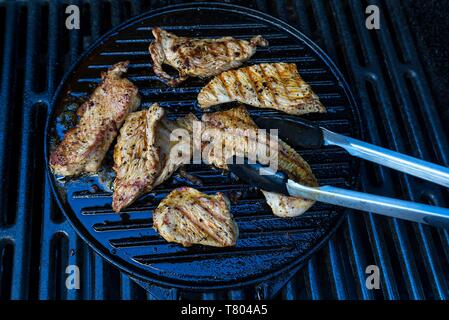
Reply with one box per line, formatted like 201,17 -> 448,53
112,104 -> 164,212
201,106 -> 318,217
153,187 -> 238,247
198,63 -> 326,115
112,103 -> 199,212
149,27 -> 268,86
49,61 -> 140,176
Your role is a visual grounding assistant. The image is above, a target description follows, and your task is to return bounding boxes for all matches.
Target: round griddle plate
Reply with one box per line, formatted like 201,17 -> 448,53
45,3 -> 361,292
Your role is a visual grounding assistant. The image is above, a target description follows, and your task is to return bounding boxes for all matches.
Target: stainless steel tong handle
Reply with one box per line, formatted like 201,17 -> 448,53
322,129 -> 449,188
287,180 -> 449,228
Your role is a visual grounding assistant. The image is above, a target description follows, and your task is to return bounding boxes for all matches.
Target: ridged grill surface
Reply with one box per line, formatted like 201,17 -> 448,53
46,4 -> 360,291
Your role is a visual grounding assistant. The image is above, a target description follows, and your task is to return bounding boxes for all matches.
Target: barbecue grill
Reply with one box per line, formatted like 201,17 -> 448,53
1,0 -> 449,300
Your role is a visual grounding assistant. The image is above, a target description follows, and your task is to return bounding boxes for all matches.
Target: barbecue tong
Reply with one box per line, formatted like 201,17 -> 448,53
228,116 -> 449,228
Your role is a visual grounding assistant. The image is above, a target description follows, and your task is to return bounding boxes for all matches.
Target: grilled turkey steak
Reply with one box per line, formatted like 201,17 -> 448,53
49,61 -> 140,176
149,27 -> 268,86
112,104 -> 164,212
112,103 -> 198,212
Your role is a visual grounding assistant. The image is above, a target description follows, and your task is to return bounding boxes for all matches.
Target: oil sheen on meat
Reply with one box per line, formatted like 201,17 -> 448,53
198,63 -> 326,115
153,187 -> 239,247
49,61 -> 140,176
149,27 -> 268,86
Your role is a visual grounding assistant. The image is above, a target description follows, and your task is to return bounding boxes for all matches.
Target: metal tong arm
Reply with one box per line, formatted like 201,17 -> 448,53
287,180 -> 449,229
323,129 -> 449,188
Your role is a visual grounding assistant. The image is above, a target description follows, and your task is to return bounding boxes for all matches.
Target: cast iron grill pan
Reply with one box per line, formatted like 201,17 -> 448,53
45,3 -> 361,291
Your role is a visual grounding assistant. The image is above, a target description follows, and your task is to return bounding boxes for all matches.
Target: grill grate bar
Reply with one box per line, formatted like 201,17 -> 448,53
70,176 -> 349,201
132,245 -> 298,265
305,256 -> 322,300
0,1 -> 18,230
108,222 -> 323,248
94,215 -> 330,234
136,23 -> 269,31
327,238 -> 349,299
10,1 -> 41,300
345,214 -> 376,299
114,37 -> 306,53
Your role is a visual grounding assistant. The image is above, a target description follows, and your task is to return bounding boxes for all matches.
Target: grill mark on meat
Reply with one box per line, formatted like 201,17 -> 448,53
231,69 -> 246,101
207,75 -> 222,103
174,205 -> 226,246
245,67 -> 263,107
235,40 -> 245,58
259,64 -> 279,106
218,73 -> 232,100
192,197 -> 227,223
289,63 -> 300,89
273,63 -> 290,101
222,41 -> 230,60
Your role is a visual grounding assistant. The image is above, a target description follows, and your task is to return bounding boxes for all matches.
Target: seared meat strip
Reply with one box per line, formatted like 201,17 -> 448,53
149,27 -> 268,86
201,106 -> 318,217
111,103 -> 199,212
112,104 -> 164,212
153,187 -> 238,247
198,63 -> 326,115
50,61 -> 140,176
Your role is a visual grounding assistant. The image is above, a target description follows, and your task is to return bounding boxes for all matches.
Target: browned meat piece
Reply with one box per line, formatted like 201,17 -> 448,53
49,61 -> 140,176
198,63 -> 326,115
153,187 -> 239,247
149,27 -> 268,86
112,104 -> 164,212
111,103 -> 199,212
201,106 -> 318,217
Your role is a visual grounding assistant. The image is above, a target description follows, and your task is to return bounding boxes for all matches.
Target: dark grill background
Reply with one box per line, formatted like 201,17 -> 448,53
0,0 -> 448,300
